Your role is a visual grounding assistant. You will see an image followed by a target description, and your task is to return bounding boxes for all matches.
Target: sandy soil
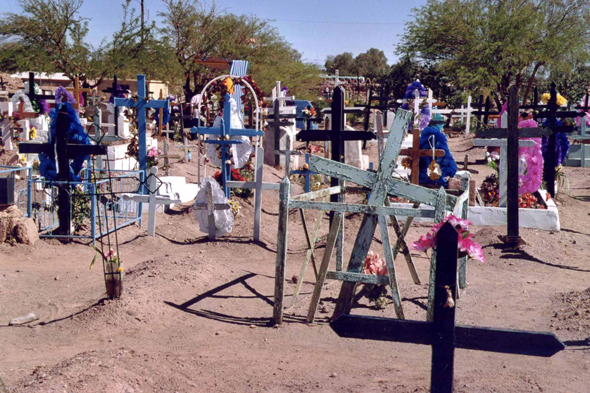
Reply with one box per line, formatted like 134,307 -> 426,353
1,134 -> 590,392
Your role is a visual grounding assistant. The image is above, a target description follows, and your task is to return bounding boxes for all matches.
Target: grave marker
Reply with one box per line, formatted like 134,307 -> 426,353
331,221 -> 565,393
194,181 -> 231,241
193,93 -> 264,198
19,104 -> 107,236
121,166 -> 181,236
114,74 -> 169,182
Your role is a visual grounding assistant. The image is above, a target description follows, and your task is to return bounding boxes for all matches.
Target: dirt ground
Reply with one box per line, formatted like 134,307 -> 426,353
1,134 -> 590,393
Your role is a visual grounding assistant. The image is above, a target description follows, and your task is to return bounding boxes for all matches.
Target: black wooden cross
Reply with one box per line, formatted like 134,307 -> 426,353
102,75 -> 121,136
0,77 -> 7,91
331,221 -> 565,393
25,72 -> 54,101
361,85 -> 397,135
297,86 -> 375,204
18,105 -> 107,236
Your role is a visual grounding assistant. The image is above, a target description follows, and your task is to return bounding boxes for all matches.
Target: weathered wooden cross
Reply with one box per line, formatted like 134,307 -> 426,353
66,76 -> 92,110
121,166 -> 181,237
331,221 -> 565,393
226,147 -> 280,242
19,104 -> 107,236
114,74 -> 169,183
193,93 -> 265,198
274,107 -> 467,324
267,94 -> 297,167
0,77 -> 7,91
25,72 -> 55,103
194,181 -> 231,241
400,128 -> 445,184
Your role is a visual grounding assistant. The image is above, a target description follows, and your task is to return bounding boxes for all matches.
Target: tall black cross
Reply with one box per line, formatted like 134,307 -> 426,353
18,105 -> 107,236
331,221 -> 565,393
102,75 -> 121,136
297,86 -> 375,204
0,77 -> 7,91
168,102 -> 193,139
25,72 -> 54,102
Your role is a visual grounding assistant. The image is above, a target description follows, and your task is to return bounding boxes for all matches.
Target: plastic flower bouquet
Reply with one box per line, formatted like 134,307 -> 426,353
411,215 -> 485,263
362,251 -> 389,309
90,245 -> 124,298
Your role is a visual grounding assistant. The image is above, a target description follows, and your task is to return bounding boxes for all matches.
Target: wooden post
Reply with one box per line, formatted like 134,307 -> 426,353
506,85 -> 520,244
273,176 -> 291,325
430,222 -> 459,393
206,182 -> 216,240
55,111 -> 72,235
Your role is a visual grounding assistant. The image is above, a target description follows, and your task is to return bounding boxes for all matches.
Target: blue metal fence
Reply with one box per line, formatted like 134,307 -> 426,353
26,169 -> 143,240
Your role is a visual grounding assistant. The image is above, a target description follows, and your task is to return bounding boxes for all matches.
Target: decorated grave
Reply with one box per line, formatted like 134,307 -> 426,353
468,83 -> 586,231
193,67 -> 275,242
274,106 -> 471,324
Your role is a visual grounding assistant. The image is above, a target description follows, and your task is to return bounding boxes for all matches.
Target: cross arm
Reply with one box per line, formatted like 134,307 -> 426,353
475,127 -> 552,139
114,98 -> 137,107
308,155 -> 457,208
331,315 -> 565,357
145,100 -> 169,110
194,203 -> 231,210
19,142 -> 52,155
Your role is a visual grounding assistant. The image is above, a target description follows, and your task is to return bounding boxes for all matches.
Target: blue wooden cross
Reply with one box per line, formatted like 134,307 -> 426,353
193,93 -> 264,198
114,75 -> 169,187
289,153 -> 317,193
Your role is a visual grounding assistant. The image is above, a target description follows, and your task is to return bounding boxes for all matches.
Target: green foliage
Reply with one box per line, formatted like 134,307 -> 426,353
325,52 -> 355,75
398,0 -> 590,104
71,185 -> 91,232
325,48 -> 389,79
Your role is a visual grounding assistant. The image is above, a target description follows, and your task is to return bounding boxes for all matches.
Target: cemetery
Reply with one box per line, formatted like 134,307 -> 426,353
0,0 -> 590,392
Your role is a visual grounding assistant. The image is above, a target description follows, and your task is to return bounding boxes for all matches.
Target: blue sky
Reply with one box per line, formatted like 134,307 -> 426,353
1,0 -> 427,67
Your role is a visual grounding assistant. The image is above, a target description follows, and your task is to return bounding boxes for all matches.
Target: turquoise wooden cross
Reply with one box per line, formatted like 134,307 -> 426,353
114,74 -> 169,187
192,93 -> 264,198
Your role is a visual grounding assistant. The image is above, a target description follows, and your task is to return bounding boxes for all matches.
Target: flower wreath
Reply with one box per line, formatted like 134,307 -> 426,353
400,80 -> 431,131
200,75 -> 266,118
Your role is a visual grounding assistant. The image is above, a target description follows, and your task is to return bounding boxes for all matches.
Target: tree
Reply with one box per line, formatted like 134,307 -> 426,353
0,0 -> 94,80
159,0 -> 320,100
355,48 -> 388,79
398,0 -> 590,106
324,52 -> 355,75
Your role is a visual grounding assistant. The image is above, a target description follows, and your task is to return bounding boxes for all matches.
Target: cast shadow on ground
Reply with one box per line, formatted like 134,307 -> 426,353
165,273 -> 306,327
484,244 -> 590,273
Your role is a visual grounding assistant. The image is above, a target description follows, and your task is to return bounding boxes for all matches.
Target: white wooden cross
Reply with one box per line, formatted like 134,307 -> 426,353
569,117 -> 589,167
474,138 -> 536,207
226,147 -> 280,242
194,181 -> 231,240
264,81 -> 295,109
121,166 -> 181,236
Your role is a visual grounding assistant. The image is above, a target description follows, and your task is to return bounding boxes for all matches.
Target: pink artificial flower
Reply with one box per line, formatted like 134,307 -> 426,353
458,236 -> 486,263
411,231 -> 437,252
105,249 -> 115,258
147,146 -> 159,158
363,251 -> 388,276
446,214 -> 473,232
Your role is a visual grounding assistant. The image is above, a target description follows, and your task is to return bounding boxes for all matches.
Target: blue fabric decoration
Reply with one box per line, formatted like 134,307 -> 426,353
403,81 -> 427,100
39,103 -> 92,182
155,101 -> 170,126
419,125 -> 457,187
541,119 -> 570,166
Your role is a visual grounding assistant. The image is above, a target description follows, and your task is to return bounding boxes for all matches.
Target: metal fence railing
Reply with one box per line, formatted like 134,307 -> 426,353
27,169 -> 144,240
0,165 -> 32,216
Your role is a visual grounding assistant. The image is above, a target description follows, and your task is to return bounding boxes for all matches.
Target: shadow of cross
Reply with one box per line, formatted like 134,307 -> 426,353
114,74 -> 169,183
331,221 -> 565,393
296,110 -> 464,323
18,104 -> 108,236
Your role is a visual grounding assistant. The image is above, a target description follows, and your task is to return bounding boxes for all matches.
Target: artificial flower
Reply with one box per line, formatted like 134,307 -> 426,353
541,93 -> 567,107
363,251 -> 388,276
